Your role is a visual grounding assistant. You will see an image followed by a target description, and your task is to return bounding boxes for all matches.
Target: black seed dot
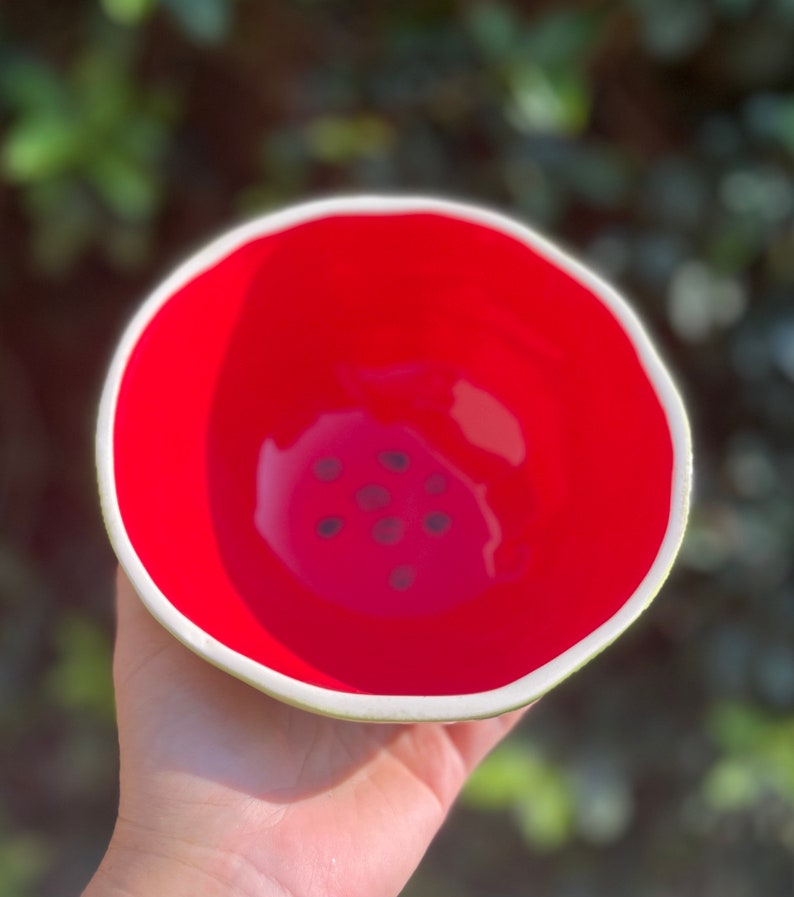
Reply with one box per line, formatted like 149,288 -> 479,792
378,450 -> 410,472
313,457 -> 342,482
389,565 -> 415,591
424,511 -> 451,536
424,473 -> 448,495
372,517 -> 404,545
316,516 -> 344,538
355,484 -> 391,512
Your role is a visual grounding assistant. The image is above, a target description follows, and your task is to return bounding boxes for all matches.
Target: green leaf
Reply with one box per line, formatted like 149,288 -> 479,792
506,64 -> 590,135
2,115 -> 80,181
74,54 -> 132,132
161,0 -> 234,44
304,114 -> 394,163
710,702 -> 768,752
463,742 -> 576,850
0,832 -> 50,897
702,758 -> 760,811
636,0 -> 711,60
703,703 -> 794,813
467,4 -> 521,61
0,59 -> 65,112
87,151 -> 161,220
514,779 -> 575,851
468,5 -> 605,68
45,615 -> 115,721
519,8 -> 607,67
118,111 -> 174,162
101,0 -> 156,26
464,743 -> 545,809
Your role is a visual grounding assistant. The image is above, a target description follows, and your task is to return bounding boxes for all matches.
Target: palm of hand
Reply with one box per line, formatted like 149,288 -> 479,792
106,572 -> 525,897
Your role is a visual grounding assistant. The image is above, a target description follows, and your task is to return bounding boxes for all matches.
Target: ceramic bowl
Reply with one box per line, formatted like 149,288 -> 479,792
97,195 -> 692,721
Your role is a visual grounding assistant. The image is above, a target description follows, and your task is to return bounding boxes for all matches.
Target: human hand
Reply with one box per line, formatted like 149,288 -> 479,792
82,570 -> 528,897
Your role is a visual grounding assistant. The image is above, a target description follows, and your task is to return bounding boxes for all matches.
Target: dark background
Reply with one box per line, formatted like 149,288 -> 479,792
1,1 -> 793,895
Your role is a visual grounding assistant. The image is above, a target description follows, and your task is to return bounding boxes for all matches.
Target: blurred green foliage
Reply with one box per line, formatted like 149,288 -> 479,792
1,0 -> 793,895
464,732 -> 640,853
1,33 -> 176,273
704,704 -> 794,820
45,615 -> 114,723
100,0 -> 239,42
0,820 -> 50,897
464,742 -> 577,851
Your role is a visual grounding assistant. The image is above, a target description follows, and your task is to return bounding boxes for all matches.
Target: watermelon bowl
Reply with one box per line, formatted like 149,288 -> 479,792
96,195 -> 692,722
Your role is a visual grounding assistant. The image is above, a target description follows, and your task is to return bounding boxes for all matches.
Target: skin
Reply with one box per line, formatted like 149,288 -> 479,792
82,570 -> 528,897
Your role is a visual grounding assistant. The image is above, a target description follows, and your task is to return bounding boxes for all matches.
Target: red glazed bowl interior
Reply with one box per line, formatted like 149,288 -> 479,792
112,208 -> 676,697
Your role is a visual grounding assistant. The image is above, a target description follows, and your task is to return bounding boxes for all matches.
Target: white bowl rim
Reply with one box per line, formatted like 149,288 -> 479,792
96,193 -> 693,722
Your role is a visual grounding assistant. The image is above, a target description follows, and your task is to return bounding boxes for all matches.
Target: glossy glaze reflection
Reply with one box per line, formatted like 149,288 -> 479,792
254,368 -> 531,617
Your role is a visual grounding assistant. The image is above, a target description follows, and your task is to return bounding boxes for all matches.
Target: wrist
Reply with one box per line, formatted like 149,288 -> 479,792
81,821 -> 266,897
